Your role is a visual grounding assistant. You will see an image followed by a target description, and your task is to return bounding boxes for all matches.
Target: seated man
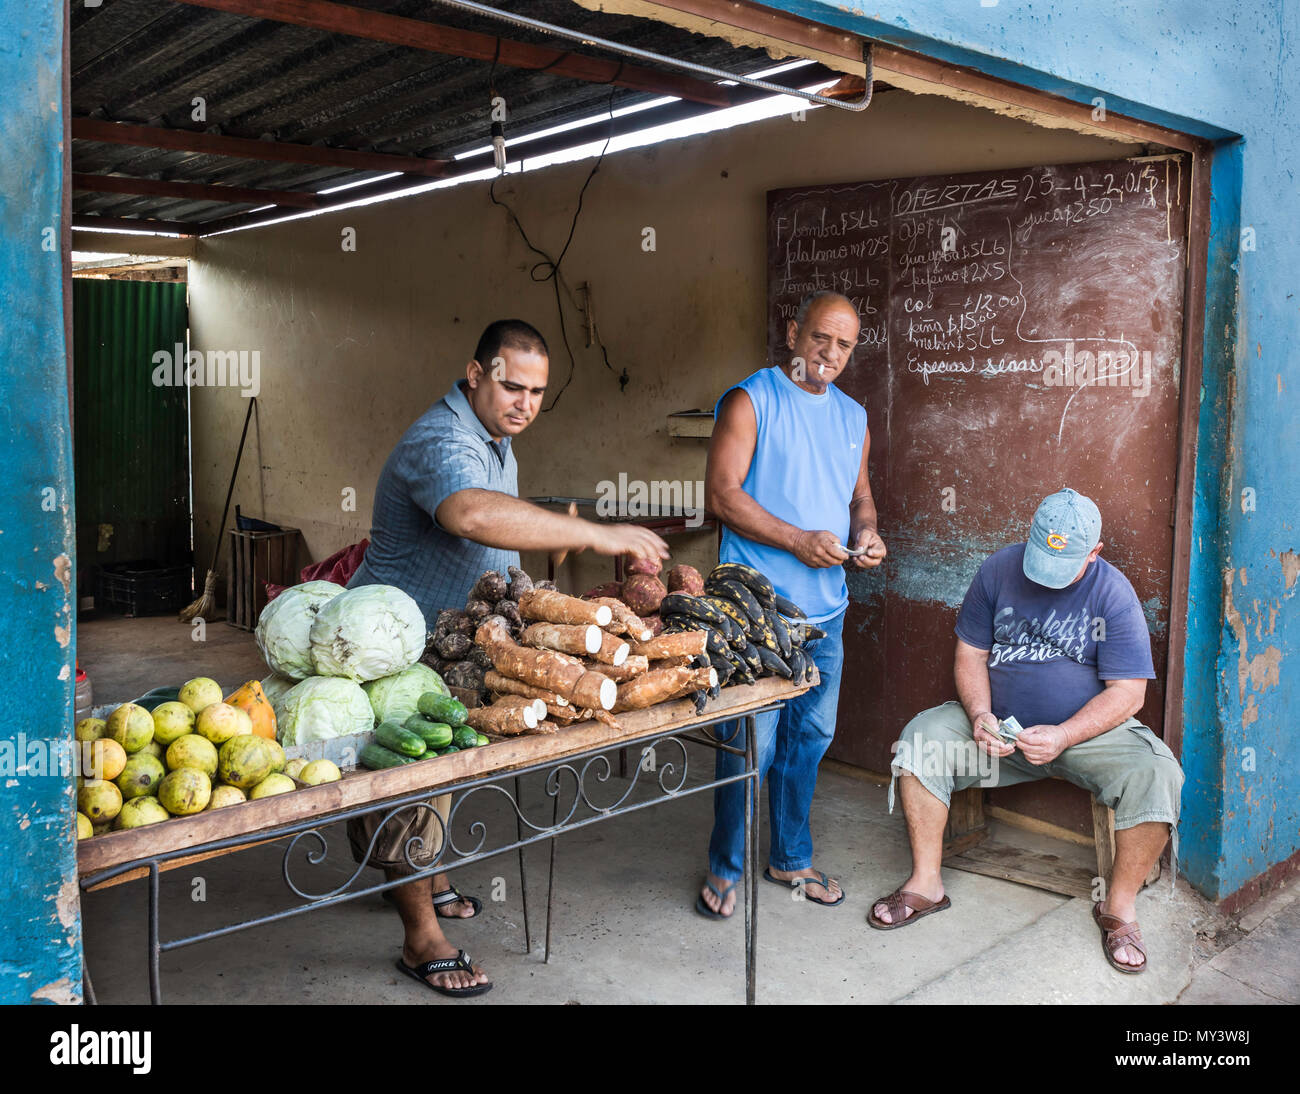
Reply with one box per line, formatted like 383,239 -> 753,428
870,488 -> 1183,975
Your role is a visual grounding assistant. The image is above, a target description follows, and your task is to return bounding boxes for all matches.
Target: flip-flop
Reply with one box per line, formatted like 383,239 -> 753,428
1093,902 -> 1147,974
395,952 -> 493,998
433,886 -> 483,919
695,878 -> 738,919
866,886 -> 950,930
382,884 -> 482,918
763,868 -> 846,907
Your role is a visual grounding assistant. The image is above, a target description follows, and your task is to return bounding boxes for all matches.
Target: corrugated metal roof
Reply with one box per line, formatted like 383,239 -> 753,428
71,0 -> 787,230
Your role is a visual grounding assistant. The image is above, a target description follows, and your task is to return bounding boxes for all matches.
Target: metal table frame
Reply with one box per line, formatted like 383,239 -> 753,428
80,703 -> 779,1006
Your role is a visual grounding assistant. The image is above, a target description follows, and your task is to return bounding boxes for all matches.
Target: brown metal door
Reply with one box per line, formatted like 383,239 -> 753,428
769,157 -> 1189,834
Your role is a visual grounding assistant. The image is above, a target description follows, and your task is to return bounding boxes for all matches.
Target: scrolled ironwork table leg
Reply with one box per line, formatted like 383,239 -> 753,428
515,774 -> 530,954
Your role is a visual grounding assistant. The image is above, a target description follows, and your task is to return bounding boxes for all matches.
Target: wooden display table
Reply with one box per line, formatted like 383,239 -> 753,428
79,674 -> 816,1005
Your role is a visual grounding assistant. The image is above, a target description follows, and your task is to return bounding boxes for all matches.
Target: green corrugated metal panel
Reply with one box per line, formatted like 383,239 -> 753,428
73,279 -> 191,598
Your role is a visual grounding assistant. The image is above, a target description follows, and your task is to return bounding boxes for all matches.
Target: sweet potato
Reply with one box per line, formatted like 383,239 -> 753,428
667,564 -> 704,595
623,554 -> 662,577
621,574 -> 667,616
583,581 -> 624,601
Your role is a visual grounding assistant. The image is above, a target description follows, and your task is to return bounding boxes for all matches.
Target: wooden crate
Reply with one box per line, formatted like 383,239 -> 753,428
226,528 -> 300,630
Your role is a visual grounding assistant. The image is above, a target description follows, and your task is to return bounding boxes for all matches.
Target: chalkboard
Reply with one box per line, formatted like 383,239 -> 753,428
767,157 -> 1190,827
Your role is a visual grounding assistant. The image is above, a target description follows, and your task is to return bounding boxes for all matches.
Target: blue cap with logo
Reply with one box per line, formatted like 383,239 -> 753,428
1022,488 -> 1102,588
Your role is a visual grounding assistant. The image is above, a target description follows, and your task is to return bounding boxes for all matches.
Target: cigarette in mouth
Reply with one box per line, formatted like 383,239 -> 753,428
818,363 -> 825,376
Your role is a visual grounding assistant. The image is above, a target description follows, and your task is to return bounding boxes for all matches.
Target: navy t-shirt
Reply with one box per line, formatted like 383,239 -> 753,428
954,544 -> 1155,728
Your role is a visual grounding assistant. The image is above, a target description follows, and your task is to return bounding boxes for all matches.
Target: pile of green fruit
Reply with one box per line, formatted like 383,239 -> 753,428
74,676 -> 341,839
659,563 -> 824,687
359,691 -> 489,770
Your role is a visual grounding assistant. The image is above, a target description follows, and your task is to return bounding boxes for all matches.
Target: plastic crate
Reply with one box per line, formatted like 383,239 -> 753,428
95,560 -> 193,617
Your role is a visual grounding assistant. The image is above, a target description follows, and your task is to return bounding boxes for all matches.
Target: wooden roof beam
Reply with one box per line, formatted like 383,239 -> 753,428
171,0 -> 734,107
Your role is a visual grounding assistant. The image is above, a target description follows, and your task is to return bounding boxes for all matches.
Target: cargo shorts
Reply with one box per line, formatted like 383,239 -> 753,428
888,701 -> 1184,838
346,793 -> 452,877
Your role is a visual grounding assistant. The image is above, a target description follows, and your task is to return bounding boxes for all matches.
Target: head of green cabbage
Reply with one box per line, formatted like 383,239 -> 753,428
260,672 -> 298,720
277,676 -> 375,745
308,584 -> 426,682
255,581 -> 346,679
363,663 -> 448,725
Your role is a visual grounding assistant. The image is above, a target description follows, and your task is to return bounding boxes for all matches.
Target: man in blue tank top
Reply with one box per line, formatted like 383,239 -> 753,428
697,291 -> 886,919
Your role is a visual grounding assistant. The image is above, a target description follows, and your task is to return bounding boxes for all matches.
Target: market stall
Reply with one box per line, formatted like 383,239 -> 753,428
76,564 -> 821,1004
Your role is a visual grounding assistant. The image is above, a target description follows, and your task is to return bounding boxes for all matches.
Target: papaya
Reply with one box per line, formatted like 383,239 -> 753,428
225,679 -> 277,740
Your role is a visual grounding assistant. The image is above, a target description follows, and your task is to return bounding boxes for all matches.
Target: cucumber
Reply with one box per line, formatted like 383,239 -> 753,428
438,745 -> 461,755
360,742 -> 417,770
403,715 -> 454,750
417,691 -> 468,726
451,725 -> 480,750
475,733 -> 490,747
375,720 -> 427,758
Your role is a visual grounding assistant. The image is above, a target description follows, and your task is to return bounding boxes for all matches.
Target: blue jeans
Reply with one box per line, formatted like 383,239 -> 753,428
707,610 -> 846,882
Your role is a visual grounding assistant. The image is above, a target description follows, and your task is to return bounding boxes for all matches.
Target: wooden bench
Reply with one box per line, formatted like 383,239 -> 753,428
940,782 -> 1161,900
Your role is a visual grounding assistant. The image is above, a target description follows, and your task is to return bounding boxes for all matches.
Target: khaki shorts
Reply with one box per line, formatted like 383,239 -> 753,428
346,793 -> 452,877
888,701 -> 1184,833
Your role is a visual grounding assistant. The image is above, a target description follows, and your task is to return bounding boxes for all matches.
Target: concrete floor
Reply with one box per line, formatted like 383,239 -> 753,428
76,614 -> 1295,1005
78,613 -> 268,707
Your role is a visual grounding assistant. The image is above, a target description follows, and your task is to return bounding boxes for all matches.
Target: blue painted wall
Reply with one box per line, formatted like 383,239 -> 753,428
0,2 -> 81,1001
772,0 -> 1298,901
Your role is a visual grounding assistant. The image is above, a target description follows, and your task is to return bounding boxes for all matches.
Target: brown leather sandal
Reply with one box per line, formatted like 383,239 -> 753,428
867,886 -> 951,930
1093,902 -> 1148,974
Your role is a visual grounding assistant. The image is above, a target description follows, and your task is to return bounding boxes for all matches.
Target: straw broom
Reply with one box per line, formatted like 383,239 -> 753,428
179,398 -> 256,623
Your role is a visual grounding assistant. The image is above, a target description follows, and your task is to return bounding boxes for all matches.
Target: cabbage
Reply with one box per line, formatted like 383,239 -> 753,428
277,676 -> 374,745
308,584 -> 425,682
260,672 -> 298,719
255,581 -> 346,679
362,663 -> 448,724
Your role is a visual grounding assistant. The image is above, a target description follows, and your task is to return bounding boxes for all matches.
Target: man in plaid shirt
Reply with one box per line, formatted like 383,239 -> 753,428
349,319 -> 667,997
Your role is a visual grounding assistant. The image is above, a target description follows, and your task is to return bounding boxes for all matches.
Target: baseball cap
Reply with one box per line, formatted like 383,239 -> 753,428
1022,488 -> 1102,588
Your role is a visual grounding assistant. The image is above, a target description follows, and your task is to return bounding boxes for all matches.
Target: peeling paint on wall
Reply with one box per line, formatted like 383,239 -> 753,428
30,978 -> 77,1005
1280,549 -> 1299,590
